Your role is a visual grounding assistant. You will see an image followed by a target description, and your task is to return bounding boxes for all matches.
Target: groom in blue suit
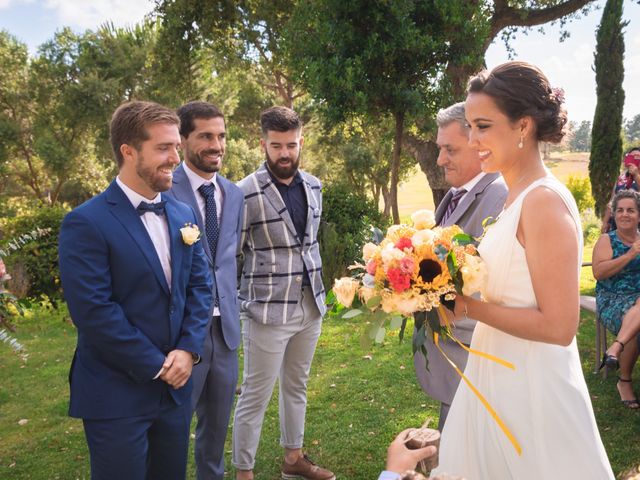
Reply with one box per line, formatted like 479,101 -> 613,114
165,101 -> 244,480
59,101 -> 212,479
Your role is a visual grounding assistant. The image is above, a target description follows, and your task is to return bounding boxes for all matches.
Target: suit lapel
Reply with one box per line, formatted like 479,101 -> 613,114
163,196 -> 183,293
302,174 -> 320,247
171,165 -> 212,263
106,182 -> 170,296
216,176 -> 234,259
444,173 -> 501,227
436,189 -> 454,226
256,165 -> 299,241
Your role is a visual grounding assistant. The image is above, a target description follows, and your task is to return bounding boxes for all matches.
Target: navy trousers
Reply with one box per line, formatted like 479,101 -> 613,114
83,389 -> 191,480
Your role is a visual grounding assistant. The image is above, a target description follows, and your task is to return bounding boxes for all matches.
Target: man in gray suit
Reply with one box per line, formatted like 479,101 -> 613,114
165,101 -> 244,480
413,102 -> 507,431
232,106 -> 334,480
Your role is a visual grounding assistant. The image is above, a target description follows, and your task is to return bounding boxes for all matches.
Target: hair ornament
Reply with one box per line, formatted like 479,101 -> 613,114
551,87 -> 565,104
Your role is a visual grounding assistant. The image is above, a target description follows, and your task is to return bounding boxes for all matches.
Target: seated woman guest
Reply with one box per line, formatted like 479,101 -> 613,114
601,147 -> 640,233
593,189 -> 640,409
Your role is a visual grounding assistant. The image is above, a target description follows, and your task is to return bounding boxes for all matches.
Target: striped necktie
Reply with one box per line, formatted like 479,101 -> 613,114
440,188 -> 466,225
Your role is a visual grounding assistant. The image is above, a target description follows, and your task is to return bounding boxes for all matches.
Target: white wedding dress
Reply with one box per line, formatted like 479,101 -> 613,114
432,176 -> 614,480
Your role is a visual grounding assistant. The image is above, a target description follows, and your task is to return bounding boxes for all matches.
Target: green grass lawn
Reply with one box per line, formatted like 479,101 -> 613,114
1,288 -> 639,479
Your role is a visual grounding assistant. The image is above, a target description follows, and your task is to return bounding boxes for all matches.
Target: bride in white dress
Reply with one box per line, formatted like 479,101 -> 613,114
432,61 -> 614,480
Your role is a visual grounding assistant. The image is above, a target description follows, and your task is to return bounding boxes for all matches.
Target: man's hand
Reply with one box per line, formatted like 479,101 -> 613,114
159,349 -> 194,389
385,429 -> 437,474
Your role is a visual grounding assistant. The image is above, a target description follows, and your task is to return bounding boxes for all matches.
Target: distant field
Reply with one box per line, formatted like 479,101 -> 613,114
397,151 -> 590,217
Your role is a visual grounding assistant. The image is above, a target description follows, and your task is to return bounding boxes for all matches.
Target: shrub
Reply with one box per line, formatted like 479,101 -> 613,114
581,208 -> 602,247
2,205 -> 68,299
320,184 -> 389,289
567,175 -> 596,213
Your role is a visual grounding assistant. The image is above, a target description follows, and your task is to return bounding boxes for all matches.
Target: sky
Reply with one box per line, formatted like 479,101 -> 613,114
0,0 -> 638,123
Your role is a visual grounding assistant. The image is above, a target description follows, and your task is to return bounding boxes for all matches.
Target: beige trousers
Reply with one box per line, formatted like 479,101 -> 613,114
231,287 -> 322,470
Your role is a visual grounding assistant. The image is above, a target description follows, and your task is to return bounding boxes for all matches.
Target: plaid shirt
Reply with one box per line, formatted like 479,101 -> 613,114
237,164 -> 325,324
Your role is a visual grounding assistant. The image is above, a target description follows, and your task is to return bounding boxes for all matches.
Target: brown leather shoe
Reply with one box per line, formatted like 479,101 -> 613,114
281,454 -> 335,480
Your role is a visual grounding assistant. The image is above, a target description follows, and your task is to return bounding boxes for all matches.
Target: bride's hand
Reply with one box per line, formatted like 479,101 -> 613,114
439,306 -> 455,326
454,294 -> 468,319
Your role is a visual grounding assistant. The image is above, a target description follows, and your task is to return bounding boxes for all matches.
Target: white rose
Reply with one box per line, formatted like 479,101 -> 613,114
380,293 -> 421,316
380,243 -> 405,266
180,224 -> 201,245
412,229 -> 436,247
359,286 -> 378,306
362,242 -> 379,262
411,209 -> 436,230
460,253 -> 487,296
333,277 -> 360,307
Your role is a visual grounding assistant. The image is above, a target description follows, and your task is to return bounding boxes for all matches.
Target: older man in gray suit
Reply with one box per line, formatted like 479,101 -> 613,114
165,102 -> 244,480
232,106 -> 334,480
414,102 -> 507,431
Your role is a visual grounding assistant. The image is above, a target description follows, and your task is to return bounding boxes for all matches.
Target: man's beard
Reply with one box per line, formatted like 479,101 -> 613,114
266,150 -> 300,180
186,148 -> 222,174
136,155 -> 173,192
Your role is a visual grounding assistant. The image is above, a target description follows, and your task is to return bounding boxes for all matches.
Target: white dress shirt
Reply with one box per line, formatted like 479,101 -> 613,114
182,162 -> 222,316
116,176 -> 172,289
453,171 -> 487,202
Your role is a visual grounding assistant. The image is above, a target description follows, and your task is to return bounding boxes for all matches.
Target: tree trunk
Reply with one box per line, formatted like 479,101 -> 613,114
381,183 -> 391,218
403,134 -> 448,207
390,112 -> 405,224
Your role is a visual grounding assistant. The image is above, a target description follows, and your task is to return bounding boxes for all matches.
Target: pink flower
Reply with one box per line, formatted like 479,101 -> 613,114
366,260 -> 378,275
387,267 -> 411,292
395,237 -> 413,251
399,257 -> 414,275
0,258 -> 5,278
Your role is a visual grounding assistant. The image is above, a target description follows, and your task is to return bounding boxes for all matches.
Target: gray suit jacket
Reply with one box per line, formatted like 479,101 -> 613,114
414,172 -> 507,404
165,164 -> 244,350
237,163 -> 325,324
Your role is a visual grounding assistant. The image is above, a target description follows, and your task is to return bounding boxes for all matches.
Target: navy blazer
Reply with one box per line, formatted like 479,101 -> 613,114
165,164 -> 244,350
59,180 -> 212,419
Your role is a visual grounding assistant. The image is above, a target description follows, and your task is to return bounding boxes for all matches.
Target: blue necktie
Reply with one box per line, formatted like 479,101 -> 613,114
198,183 -> 220,306
137,201 -> 166,216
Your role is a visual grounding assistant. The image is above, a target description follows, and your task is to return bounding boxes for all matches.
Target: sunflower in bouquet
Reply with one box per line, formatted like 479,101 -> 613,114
331,211 -> 523,454
331,209 -> 486,360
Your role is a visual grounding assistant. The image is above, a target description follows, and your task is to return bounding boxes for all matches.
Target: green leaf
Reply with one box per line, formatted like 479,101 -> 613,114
452,232 -> 475,246
342,309 -> 363,319
389,315 -> 403,330
360,332 -> 373,350
368,323 -> 381,340
325,289 -> 337,306
398,316 -> 408,344
374,326 -> 386,344
412,324 -> 426,355
427,309 -> 441,334
366,295 -> 381,309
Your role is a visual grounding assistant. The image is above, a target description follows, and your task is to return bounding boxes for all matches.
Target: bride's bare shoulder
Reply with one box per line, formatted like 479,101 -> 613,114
520,184 -> 577,235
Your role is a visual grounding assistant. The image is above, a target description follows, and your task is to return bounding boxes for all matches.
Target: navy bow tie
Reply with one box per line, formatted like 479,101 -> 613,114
137,200 -> 166,216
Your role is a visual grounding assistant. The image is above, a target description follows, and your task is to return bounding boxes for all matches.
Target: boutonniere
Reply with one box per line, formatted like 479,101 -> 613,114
180,223 -> 201,246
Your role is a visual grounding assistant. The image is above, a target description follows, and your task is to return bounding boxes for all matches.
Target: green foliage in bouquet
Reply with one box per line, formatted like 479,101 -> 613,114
330,215 -> 481,372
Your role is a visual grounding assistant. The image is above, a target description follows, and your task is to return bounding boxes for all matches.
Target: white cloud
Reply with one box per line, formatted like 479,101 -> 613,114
43,0 -> 154,29
0,0 -> 34,11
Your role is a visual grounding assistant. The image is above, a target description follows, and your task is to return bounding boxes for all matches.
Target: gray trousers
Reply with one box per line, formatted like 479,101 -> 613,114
232,287 -> 322,470
192,316 -> 238,480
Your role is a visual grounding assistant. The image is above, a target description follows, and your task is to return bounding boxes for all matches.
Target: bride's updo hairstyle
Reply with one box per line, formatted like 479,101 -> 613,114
467,61 -> 567,144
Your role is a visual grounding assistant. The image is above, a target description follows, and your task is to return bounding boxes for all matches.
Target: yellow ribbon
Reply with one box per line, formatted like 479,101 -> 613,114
435,305 -> 522,456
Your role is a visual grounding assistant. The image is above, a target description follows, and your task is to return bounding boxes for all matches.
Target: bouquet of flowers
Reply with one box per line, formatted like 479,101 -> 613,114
332,209 -> 485,351
331,210 -> 521,455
